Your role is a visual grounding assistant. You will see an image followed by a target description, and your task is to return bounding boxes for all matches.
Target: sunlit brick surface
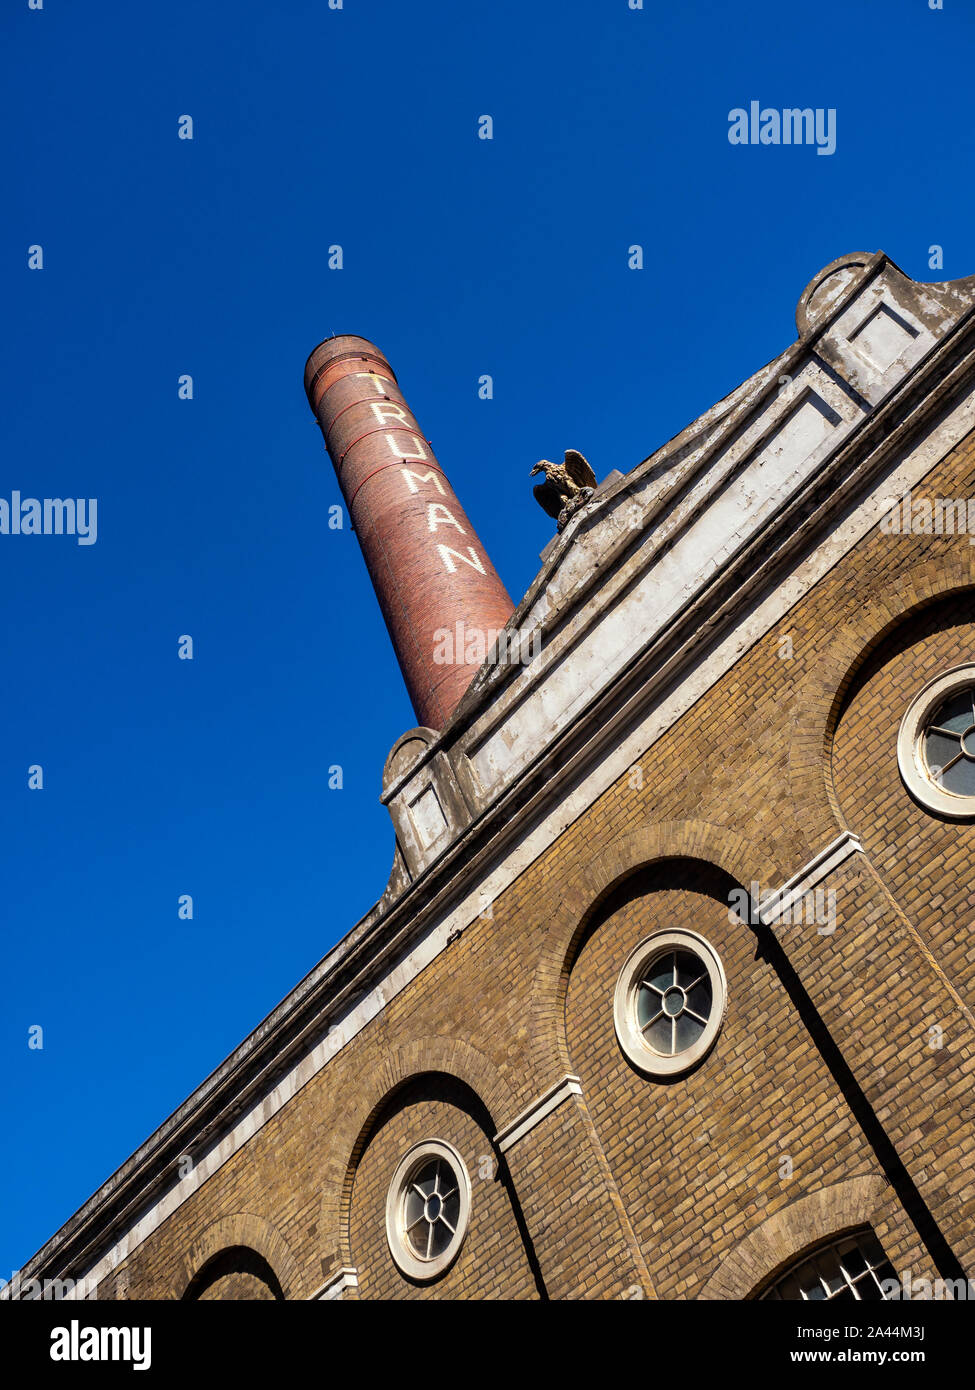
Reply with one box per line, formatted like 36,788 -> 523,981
305,336 -> 513,728
99,423 -> 975,1300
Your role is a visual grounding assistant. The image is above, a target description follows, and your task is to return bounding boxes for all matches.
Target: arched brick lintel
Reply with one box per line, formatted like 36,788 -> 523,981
699,1173 -> 889,1300
177,1211 -> 301,1300
529,820 -> 764,1080
789,555 -> 975,847
317,1036 -> 519,1279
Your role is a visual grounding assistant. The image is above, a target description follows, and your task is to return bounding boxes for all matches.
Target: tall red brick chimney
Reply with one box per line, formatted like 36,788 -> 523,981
305,336 -> 515,730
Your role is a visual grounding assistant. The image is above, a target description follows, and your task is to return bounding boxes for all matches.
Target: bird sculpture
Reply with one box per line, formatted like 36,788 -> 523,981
530,450 -> 598,533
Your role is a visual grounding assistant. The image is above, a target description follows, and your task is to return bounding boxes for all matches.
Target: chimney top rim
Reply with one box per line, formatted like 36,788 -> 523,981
303,335 -> 396,395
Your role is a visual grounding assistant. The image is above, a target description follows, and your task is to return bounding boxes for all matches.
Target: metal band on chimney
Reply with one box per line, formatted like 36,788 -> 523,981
304,335 -> 514,729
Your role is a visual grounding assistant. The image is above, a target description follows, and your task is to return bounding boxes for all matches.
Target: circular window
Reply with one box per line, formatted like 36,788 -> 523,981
614,929 -> 727,1077
897,666 -> 975,818
385,1140 -> 471,1281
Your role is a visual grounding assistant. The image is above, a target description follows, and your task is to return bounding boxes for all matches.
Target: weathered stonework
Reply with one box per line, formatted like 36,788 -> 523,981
11,252 -> 975,1301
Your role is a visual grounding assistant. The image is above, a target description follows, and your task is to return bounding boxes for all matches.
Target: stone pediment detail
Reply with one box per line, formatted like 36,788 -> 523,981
378,251 -> 975,895
431,253 -> 975,813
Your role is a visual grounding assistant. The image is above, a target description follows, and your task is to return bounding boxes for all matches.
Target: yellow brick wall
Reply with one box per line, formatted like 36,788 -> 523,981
563,863 -> 909,1299
833,592 -> 975,1014
99,420 -> 975,1300
347,1078 -> 540,1300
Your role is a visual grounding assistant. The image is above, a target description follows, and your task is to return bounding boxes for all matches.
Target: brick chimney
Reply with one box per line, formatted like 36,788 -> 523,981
305,336 -> 514,729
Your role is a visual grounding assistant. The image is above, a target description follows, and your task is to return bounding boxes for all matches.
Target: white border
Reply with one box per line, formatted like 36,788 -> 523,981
614,929 -> 727,1078
759,831 -> 863,925
493,1074 -> 582,1154
44,383 -> 975,1300
384,1140 -> 472,1282
897,665 -> 975,819
313,1266 -> 359,1300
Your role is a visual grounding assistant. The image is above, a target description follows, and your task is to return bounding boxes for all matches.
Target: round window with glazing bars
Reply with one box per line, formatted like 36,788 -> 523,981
614,929 -> 727,1078
898,666 -> 975,819
385,1140 -> 471,1282
922,687 -> 975,797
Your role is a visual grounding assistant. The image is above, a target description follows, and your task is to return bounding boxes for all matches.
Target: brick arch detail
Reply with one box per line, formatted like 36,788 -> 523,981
317,1036 -> 520,1277
698,1173 -> 889,1299
177,1211 -> 301,1300
788,553 -> 975,848
529,820 -> 765,1080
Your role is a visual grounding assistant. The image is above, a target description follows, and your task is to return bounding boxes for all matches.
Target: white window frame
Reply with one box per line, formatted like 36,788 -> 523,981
385,1139 -> 472,1282
897,664 -> 975,819
614,928 -> 727,1078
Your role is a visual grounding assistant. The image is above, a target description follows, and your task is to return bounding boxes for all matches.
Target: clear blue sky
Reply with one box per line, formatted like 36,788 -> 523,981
2,0 -> 972,1278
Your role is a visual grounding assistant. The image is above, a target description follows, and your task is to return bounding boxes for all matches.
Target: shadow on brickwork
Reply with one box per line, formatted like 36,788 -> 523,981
753,924 -> 966,1284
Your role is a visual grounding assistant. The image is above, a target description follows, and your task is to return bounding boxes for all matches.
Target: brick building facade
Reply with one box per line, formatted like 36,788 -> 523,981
13,251 -> 975,1301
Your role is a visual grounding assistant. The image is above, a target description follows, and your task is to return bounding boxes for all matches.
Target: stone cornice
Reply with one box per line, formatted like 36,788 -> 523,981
493,1075 -> 583,1154
14,257 -> 975,1295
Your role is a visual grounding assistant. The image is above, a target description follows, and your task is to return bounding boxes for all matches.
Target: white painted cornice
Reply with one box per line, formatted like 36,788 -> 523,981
16,254 -> 975,1300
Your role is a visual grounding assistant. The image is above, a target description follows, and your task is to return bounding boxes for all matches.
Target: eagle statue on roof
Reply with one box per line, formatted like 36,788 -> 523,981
530,450 -> 598,533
